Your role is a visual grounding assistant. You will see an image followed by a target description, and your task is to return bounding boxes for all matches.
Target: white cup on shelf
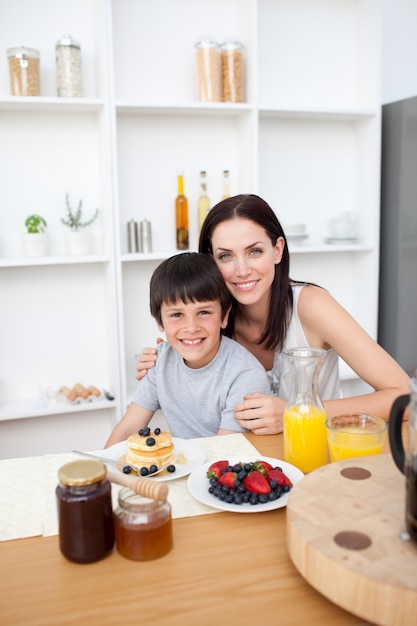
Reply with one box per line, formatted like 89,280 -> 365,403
329,211 -> 359,239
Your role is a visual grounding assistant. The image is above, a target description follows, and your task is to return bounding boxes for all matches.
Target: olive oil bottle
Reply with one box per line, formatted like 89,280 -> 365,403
175,171 -> 189,250
198,170 -> 210,229
222,169 -> 230,200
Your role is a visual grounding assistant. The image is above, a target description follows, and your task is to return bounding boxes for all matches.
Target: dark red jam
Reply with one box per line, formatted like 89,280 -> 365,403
56,460 -> 115,564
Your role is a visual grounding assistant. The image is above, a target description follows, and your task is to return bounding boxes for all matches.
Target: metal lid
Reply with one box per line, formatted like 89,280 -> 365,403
6,46 -> 40,59
195,38 -> 220,49
58,459 -> 106,486
56,34 -> 80,49
220,41 -> 244,51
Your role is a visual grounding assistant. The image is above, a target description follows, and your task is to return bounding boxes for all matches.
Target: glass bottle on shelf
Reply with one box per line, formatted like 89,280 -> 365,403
175,171 -> 189,250
198,170 -> 210,230
283,347 -> 327,473
221,170 -> 230,200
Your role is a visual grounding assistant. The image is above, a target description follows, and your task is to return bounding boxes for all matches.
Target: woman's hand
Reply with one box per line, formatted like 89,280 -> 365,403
234,392 -> 286,435
135,339 -> 163,381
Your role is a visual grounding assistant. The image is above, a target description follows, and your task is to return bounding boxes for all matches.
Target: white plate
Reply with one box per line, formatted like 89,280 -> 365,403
187,456 -> 304,513
326,236 -> 358,244
100,437 -> 205,482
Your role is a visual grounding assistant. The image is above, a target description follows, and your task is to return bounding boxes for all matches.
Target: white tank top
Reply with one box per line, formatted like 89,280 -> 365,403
268,284 -> 341,400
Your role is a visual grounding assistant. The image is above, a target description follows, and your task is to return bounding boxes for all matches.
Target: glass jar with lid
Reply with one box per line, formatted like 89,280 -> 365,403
7,46 -> 40,96
114,487 -> 173,560
221,40 -> 244,103
56,34 -> 82,97
194,38 -> 221,102
56,459 -> 114,563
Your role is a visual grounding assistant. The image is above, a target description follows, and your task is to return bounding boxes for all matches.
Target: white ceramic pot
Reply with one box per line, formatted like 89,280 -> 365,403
21,233 -> 49,258
67,230 -> 91,256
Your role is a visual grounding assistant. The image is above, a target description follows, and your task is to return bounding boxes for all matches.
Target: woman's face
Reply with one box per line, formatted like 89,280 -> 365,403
210,217 -> 284,306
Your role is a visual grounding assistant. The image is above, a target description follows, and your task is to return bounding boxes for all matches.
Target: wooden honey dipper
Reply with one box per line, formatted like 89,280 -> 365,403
106,469 -> 168,502
72,450 -> 169,501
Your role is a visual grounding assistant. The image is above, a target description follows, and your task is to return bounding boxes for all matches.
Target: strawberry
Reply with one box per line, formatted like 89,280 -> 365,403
207,460 -> 229,479
252,459 -> 274,475
243,470 -> 271,494
267,469 -> 293,488
218,471 -> 237,488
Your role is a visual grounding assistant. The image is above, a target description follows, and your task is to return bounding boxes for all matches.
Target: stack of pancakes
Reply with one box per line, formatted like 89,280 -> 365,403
126,430 -> 174,470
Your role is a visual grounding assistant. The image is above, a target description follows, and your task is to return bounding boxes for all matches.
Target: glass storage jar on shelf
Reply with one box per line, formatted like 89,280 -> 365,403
7,46 -> 40,96
221,40 -> 244,103
195,38 -> 221,102
56,34 -> 82,97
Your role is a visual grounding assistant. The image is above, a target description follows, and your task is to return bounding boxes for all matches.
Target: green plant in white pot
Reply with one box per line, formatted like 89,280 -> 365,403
61,192 -> 99,255
22,214 -> 49,257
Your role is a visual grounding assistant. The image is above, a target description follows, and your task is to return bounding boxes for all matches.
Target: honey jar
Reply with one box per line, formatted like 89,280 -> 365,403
114,487 -> 173,561
56,459 -> 114,563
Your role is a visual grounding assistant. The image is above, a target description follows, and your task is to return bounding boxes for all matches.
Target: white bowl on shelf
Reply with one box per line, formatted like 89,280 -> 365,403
284,223 -> 307,236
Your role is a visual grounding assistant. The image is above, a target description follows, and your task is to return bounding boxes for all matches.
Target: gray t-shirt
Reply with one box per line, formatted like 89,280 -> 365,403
132,335 -> 271,438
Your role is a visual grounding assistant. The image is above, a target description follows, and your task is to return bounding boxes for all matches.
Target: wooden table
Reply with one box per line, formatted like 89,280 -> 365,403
0,432 -> 393,626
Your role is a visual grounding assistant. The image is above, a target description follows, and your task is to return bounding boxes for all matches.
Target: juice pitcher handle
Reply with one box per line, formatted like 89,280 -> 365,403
388,393 -> 410,474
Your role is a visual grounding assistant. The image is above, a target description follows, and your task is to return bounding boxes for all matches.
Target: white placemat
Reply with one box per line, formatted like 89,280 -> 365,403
0,434 -> 260,541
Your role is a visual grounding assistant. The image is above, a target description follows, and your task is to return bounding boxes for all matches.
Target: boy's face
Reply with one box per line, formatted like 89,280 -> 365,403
157,298 -> 230,369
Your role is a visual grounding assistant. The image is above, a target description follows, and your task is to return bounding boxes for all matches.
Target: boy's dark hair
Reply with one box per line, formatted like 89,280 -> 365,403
150,252 -> 232,326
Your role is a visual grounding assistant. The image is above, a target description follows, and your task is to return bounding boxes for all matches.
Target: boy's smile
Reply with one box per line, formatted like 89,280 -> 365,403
158,299 -> 229,369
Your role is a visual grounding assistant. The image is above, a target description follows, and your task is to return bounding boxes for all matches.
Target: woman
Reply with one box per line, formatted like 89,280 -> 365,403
137,194 -> 410,434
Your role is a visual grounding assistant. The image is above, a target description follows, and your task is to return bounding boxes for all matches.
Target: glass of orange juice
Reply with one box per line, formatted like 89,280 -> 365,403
325,413 -> 387,462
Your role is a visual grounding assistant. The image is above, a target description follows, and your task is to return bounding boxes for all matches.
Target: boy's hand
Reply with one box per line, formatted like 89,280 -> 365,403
135,338 -> 164,380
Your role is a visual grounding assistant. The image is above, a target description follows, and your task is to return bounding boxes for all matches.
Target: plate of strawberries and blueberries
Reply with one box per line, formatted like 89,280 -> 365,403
187,456 -> 304,513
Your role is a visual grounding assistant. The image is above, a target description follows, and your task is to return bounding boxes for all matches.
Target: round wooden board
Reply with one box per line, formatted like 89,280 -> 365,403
286,454 -> 417,626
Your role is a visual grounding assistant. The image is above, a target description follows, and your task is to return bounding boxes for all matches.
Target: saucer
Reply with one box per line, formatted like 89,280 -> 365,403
287,234 -> 309,244
326,236 -> 358,244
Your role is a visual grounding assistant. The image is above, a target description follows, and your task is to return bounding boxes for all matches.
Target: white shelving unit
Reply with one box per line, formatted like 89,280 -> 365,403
0,0 -> 381,457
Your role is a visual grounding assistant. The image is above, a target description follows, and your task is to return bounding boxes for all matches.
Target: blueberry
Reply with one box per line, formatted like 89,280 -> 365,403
140,467 -> 149,476
122,465 -> 131,474
232,463 -> 243,472
154,427 -> 161,435
167,465 -> 176,473
146,437 -> 156,446
149,464 -> 158,474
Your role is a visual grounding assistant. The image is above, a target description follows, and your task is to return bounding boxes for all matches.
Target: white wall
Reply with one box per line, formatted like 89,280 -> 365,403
382,0 -> 417,104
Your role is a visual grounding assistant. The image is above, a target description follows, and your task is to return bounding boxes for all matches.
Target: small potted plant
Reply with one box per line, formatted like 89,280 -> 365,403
22,214 -> 49,257
61,192 -> 99,255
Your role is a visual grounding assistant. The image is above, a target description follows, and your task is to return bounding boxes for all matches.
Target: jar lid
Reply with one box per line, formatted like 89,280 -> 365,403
58,460 -> 106,486
195,38 -> 220,49
6,46 -> 40,59
220,41 -> 244,51
56,34 -> 80,49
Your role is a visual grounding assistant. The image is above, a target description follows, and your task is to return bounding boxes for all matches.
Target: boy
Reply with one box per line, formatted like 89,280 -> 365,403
105,252 -> 270,445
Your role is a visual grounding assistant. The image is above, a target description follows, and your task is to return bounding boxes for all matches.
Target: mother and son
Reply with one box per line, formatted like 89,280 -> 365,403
105,194 -> 409,447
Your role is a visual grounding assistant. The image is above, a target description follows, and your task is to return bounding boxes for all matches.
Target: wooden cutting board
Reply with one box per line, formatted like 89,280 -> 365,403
286,454 -> 417,626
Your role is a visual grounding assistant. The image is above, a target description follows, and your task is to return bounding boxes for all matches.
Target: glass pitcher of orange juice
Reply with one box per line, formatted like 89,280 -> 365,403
283,347 -> 327,473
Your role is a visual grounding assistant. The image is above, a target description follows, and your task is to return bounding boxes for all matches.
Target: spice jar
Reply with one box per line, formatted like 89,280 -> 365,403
56,34 -> 82,97
7,46 -> 40,96
221,41 -> 244,103
114,487 -> 173,561
195,38 -> 221,102
56,460 -> 115,564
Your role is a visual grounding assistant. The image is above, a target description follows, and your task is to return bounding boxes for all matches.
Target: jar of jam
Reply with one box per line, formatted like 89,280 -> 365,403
56,460 -> 114,564
114,487 -> 173,561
